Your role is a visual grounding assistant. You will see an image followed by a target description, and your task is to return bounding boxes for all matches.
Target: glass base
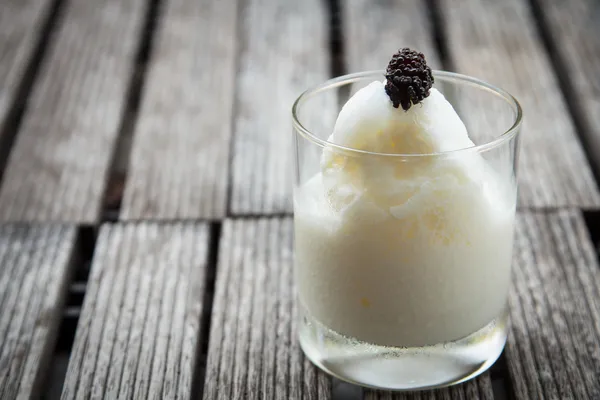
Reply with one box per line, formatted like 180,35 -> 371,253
298,307 -> 508,391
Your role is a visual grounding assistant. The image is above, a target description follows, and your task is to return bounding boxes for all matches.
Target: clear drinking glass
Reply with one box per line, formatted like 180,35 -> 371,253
291,71 -> 522,390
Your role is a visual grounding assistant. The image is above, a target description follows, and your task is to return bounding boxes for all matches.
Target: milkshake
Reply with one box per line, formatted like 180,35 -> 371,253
292,49 -> 522,390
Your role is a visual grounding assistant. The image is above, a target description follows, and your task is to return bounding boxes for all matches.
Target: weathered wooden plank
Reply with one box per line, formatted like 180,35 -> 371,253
229,0 -> 332,215
439,0 -> 600,207
533,0 -> 600,176
0,0 -> 146,223
0,0 -> 54,133
365,376 -> 493,400
61,222 -> 209,399
0,224 -> 77,399
506,210 -> 600,399
344,0 -> 441,71
120,0 -> 237,220
203,218 -> 331,399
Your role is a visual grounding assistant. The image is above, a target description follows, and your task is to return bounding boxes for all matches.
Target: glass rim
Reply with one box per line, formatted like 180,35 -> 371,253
291,70 -> 523,158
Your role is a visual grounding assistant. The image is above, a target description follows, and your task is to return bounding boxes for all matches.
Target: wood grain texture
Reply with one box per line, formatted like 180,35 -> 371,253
0,0 -> 146,223
61,222 -> 209,399
120,0 -> 238,220
439,0 -> 600,207
365,376 -> 493,400
0,224 -> 76,399
0,0 -> 54,131
344,0 -> 441,71
533,0 -> 600,175
229,0 -> 332,215
203,218 -> 331,399
507,210 -> 600,399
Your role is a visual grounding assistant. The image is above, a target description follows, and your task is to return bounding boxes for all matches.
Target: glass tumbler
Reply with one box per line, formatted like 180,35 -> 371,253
291,71 -> 522,390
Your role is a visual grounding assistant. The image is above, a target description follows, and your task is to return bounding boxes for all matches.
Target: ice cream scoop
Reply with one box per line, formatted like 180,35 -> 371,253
321,80 -> 497,225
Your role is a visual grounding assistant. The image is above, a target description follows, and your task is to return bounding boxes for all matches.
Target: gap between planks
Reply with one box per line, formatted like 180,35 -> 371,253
0,224 -> 77,399
119,0 -> 238,220
61,222 -> 211,399
228,0 -> 334,216
203,218 -> 332,399
527,0 -> 600,187
0,0 -> 148,223
435,0 -> 600,208
0,0 -> 63,185
101,0 -> 164,222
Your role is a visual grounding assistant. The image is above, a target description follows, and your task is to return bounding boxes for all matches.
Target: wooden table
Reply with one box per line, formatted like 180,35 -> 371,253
1,0 -> 599,398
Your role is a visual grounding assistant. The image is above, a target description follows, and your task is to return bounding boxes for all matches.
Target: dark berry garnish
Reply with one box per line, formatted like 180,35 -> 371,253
385,48 -> 434,111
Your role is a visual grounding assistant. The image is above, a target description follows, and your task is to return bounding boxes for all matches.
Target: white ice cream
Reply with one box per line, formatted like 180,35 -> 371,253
294,81 -> 516,347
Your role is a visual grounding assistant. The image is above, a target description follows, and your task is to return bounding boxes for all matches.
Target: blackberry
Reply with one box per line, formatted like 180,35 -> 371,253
385,48 -> 434,111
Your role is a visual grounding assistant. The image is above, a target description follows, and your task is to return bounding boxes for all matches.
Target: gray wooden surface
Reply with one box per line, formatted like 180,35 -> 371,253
533,0 -> 600,174
365,375 -> 493,400
203,218 -> 332,399
507,210 -> 600,399
1,0 -> 600,398
0,0 -> 146,223
0,0 -> 54,135
0,224 -> 76,399
229,0 -> 332,215
120,0 -> 237,220
439,0 -> 600,208
344,0 -> 441,71
60,223 -> 209,399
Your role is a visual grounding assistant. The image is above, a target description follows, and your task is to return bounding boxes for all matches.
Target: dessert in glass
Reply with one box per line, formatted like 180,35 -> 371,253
291,49 -> 522,390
